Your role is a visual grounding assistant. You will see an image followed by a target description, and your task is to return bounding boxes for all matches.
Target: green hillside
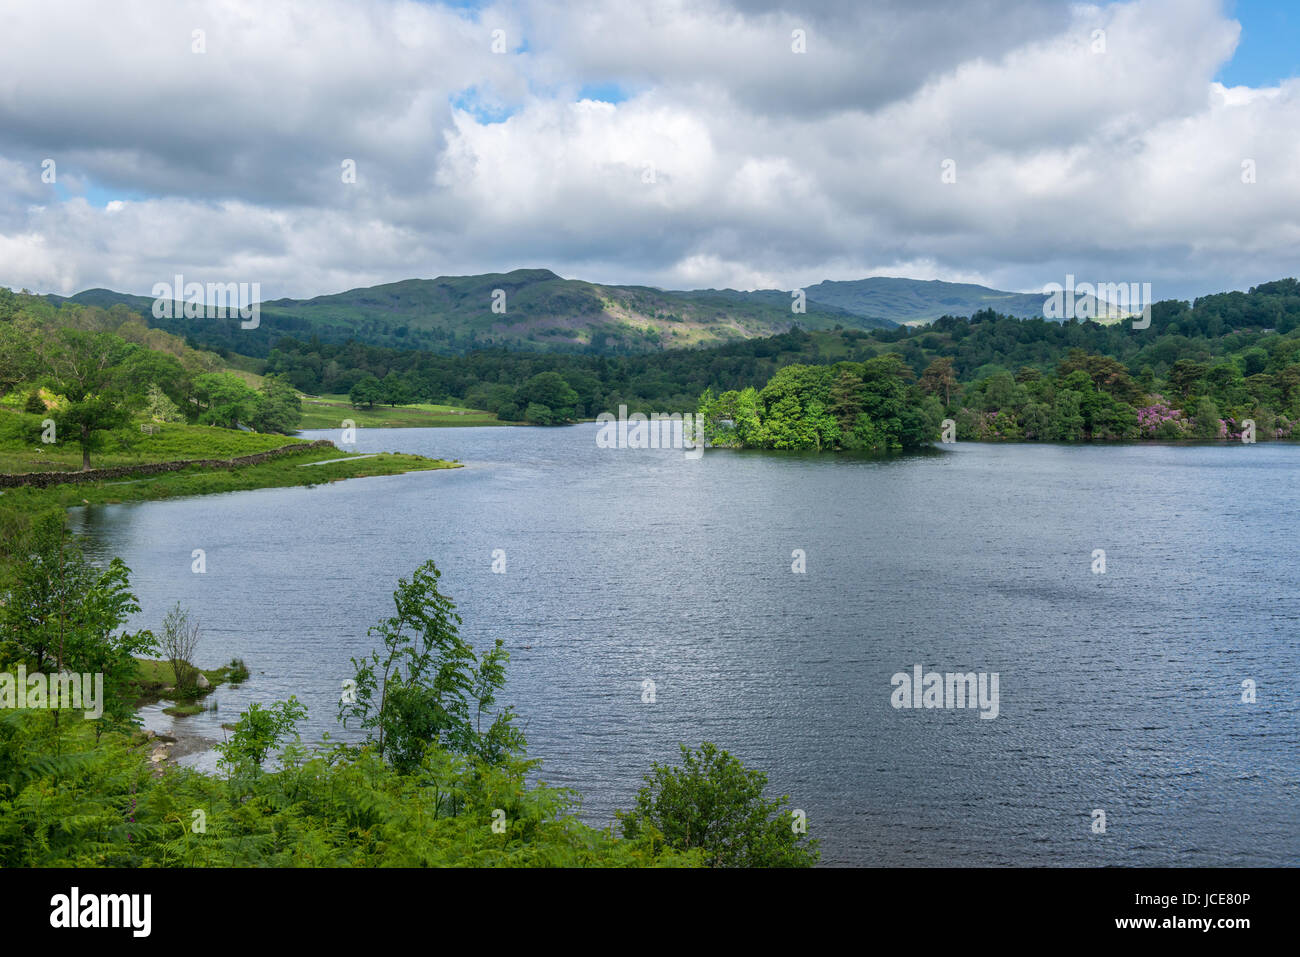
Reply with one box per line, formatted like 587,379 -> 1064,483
46,269 -> 891,358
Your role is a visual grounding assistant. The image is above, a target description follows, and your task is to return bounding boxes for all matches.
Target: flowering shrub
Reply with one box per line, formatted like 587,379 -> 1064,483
1135,399 -> 1187,439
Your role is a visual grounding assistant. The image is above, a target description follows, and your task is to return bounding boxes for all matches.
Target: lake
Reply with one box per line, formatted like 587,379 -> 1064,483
68,426 -> 1300,866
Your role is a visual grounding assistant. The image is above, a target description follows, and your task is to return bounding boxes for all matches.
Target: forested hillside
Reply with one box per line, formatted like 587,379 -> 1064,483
11,279 -> 1300,441
248,279 -> 1300,434
695,280 -> 1300,449
43,269 -> 891,357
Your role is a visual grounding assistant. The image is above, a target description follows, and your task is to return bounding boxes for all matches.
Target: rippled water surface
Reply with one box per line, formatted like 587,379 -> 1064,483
69,427 -> 1300,865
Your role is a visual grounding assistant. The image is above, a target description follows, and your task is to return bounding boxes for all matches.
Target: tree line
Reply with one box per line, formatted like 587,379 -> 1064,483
250,279 -> 1300,434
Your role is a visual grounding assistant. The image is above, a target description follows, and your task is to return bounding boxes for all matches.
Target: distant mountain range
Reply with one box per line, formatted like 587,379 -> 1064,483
803,277 -> 1062,326
40,269 -> 1080,356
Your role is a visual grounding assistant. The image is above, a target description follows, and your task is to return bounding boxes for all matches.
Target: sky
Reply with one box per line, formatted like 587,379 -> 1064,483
0,0 -> 1297,303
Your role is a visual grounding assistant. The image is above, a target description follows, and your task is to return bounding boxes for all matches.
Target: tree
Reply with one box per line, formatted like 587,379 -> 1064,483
753,364 -> 836,450
339,560 -> 522,772
159,603 -> 201,695
980,370 -> 1018,412
1049,390 -> 1085,441
1020,401 -> 1052,439
523,401 -> 555,425
919,357 -> 960,405
117,347 -> 190,410
1204,361 -> 1246,408
1192,396 -> 1222,438
1276,364 -> 1300,410
251,373 -> 302,433
0,309 -> 39,398
698,387 -> 760,447
828,370 -> 865,436
54,394 -> 132,470
857,354 -> 913,449
1056,350 -> 1142,403
515,372 -> 578,422
144,384 -> 184,422
380,371 -> 414,408
1168,359 -> 1209,402
216,697 -> 307,777
43,330 -> 133,469
349,374 -> 383,409
192,372 -> 259,429
618,742 -> 819,867
0,516 -> 154,732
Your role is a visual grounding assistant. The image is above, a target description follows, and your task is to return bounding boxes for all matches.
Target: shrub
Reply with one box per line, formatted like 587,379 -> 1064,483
618,742 -> 819,867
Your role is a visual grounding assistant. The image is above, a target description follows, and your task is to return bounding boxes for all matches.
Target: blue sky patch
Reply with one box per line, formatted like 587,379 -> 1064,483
450,87 -> 517,124
577,82 -> 630,105
1217,0 -> 1299,87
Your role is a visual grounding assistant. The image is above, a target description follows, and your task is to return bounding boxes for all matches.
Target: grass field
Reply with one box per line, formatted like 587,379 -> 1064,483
0,411 -> 304,474
297,395 -> 505,430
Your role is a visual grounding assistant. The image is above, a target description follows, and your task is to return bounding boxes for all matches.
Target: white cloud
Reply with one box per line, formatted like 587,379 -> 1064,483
0,0 -> 1296,302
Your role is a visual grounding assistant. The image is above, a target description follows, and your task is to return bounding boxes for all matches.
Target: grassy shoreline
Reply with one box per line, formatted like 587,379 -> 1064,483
0,416 -> 459,515
0,446 -> 455,512
130,657 -> 243,715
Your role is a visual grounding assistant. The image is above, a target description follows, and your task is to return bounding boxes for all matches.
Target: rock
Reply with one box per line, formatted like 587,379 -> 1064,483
150,747 -> 168,764
195,673 -> 211,690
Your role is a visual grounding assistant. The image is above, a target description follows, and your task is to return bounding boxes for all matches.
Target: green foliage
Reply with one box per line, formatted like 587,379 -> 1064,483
379,371 -> 415,408
349,374 -> 383,409
699,355 -> 934,452
1192,396 -> 1222,438
0,515 -> 154,731
144,384 -> 184,422
751,364 -> 839,450
516,372 -> 579,422
192,372 -> 259,429
53,395 -> 133,470
339,560 -> 523,772
618,742 -> 819,867
0,710 -> 701,867
216,697 -> 307,775
249,373 -> 302,433
226,658 -> 250,684
0,544 -> 793,869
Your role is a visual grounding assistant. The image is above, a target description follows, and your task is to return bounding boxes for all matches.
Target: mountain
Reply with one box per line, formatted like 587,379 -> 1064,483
44,269 -> 890,357
804,277 -> 1058,325
37,271 -> 1114,358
